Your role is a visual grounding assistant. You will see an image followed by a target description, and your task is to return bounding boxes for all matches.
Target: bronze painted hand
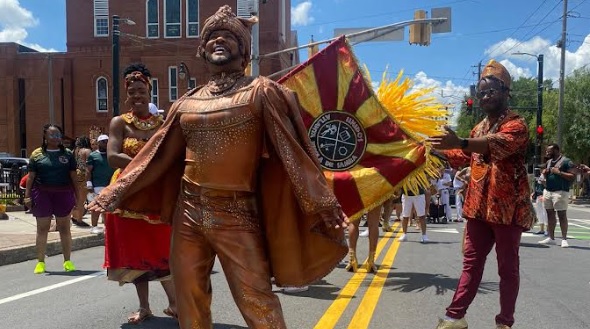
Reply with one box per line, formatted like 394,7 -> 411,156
319,208 -> 349,230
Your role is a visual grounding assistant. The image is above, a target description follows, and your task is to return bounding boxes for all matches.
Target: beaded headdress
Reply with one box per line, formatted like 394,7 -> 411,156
197,5 -> 258,66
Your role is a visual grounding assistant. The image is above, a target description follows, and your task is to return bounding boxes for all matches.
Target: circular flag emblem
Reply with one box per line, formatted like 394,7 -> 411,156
308,111 -> 367,171
58,155 -> 70,164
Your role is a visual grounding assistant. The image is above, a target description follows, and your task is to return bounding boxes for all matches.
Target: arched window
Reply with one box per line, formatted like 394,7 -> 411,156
146,0 -> 159,38
96,77 -> 108,112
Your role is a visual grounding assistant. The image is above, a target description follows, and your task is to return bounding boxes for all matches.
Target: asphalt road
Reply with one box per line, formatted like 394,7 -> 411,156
1,207 -> 589,329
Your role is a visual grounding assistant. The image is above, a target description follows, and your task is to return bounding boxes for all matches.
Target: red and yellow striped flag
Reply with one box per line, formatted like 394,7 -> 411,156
279,36 -> 437,221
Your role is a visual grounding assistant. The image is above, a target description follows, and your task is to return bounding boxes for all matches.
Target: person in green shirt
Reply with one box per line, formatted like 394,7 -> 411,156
24,124 -> 79,274
86,134 -> 115,234
538,144 -> 576,248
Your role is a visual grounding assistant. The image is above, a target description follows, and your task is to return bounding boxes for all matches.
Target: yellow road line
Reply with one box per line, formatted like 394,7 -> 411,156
313,223 -> 399,329
347,228 -> 403,328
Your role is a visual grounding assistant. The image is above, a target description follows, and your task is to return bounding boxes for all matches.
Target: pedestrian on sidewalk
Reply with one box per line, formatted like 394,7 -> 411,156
24,124 -> 79,274
85,134 -> 114,234
71,136 -> 91,227
538,144 -> 576,248
428,60 -> 535,329
531,168 -> 547,235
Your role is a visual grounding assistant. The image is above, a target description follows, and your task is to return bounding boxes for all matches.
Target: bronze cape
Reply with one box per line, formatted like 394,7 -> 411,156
94,76 -> 348,287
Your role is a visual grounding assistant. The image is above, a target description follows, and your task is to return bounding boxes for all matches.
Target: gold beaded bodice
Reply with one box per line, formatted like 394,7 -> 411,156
178,84 -> 265,192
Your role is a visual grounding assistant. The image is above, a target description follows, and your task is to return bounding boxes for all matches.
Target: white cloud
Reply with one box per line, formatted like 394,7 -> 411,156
292,1 -> 315,26
0,0 -> 56,52
485,34 -> 590,84
412,71 -> 470,125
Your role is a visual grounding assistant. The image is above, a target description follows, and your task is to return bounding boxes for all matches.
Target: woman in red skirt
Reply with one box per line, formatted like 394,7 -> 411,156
103,63 -> 176,324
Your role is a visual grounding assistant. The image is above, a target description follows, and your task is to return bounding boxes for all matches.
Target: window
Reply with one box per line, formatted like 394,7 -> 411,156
169,67 -> 178,101
94,0 -> 109,37
164,0 -> 181,38
146,0 -> 159,38
96,77 -> 108,112
151,78 -> 159,107
189,77 -> 197,90
186,0 -> 199,37
236,0 -> 251,18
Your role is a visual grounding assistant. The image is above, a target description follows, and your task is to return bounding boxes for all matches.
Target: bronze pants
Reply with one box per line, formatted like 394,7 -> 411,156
171,182 -> 286,329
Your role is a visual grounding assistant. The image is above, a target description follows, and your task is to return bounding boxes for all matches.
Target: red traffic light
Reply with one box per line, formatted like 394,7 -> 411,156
466,98 -> 473,106
536,125 -> 544,135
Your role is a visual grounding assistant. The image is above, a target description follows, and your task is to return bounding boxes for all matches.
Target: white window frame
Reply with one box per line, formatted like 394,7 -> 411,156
169,67 -> 178,102
186,0 -> 199,38
146,0 -> 159,38
189,77 -> 197,90
96,77 -> 108,112
94,0 -> 109,37
151,78 -> 159,108
236,0 -> 251,18
164,0 -> 182,38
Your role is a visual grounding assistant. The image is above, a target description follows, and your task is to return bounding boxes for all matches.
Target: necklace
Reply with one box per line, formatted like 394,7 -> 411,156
206,71 -> 245,94
121,112 -> 164,131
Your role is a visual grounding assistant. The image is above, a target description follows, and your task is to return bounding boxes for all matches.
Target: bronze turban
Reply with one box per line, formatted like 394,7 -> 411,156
197,5 -> 258,66
480,59 -> 511,90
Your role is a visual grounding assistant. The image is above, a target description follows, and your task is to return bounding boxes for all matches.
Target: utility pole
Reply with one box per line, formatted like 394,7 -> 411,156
536,54 -> 544,165
250,1 -> 260,77
112,15 -> 121,117
557,0 -> 568,146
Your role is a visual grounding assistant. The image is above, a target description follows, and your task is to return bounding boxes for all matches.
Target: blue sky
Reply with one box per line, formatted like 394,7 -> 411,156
1,0 -> 589,117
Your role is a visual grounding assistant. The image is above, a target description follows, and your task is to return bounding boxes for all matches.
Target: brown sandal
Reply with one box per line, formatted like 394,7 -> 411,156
163,307 -> 178,319
127,308 -> 153,324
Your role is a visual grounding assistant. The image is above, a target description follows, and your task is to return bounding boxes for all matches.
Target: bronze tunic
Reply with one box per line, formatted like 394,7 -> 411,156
179,85 -> 265,192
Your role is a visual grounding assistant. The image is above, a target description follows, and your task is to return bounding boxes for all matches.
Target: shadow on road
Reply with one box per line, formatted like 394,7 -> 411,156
119,317 -> 247,329
520,242 -> 551,249
44,270 -> 99,276
384,271 -> 499,296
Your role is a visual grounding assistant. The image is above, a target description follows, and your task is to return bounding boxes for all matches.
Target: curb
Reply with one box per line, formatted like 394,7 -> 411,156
0,233 -> 104,266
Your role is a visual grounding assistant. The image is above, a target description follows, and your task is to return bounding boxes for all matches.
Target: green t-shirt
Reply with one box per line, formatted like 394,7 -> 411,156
86,151 -> 115,187
28,147 -> 76,186
545,156 -> 574,192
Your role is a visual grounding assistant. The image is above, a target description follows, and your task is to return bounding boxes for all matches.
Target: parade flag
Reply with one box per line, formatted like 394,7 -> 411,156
279,36 -> 440,221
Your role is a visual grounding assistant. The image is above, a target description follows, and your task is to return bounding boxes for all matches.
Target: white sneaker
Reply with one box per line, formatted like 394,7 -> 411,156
359,229 -> 369,237
90,226 -> 104,234
561,240 -> 569,248
538,237 -> 555,245
420,235 -> 429,243
282,286 -> 309,294
398,233 -> 407,242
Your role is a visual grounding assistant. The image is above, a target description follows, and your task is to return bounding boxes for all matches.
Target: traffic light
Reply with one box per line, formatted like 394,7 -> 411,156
466,98 -> 473,114
409,10 -> 431,46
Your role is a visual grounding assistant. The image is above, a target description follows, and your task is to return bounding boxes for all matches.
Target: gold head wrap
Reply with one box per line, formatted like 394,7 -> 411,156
480,59 -> 511,90
124,71 -> 152,92
197,5 -> 258,67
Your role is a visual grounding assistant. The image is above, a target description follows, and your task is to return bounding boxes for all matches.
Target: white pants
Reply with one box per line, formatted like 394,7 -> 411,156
440,190 -> 452,219
455,192 -> 463,220
402,194 -> 426,218
534,196 -> 547,225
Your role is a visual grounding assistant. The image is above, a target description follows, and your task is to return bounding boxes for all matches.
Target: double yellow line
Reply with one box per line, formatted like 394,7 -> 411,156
314,223 -> 403,328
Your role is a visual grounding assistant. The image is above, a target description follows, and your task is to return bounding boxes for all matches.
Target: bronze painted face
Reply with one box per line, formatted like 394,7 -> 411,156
204,29 -> 243,69
476,78 -> 508,115
126,80 -> 150,113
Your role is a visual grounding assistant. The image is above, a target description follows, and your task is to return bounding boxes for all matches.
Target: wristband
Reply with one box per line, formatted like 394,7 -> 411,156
86,181 -> 93,189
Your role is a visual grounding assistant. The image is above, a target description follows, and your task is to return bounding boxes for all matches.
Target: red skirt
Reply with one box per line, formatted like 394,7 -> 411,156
103,212 -> 172,274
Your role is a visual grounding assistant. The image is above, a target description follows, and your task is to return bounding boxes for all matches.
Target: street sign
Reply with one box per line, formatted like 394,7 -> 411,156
431,7 -> 452,33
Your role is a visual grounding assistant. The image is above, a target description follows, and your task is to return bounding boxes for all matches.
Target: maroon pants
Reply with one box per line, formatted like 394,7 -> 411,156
446,219 -> 523,327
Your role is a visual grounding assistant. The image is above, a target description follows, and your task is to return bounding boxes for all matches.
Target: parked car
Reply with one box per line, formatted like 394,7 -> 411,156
0,157 -> 29,170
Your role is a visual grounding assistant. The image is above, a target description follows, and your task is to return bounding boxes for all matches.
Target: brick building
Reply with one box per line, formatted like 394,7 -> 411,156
0,0 -> 297,156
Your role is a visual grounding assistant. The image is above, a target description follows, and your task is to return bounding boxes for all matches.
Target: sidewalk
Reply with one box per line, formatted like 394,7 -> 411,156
0,211 -> 104,266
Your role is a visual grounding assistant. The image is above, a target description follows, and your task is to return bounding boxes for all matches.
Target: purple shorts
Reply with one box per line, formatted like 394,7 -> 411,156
31,185 -> 76,218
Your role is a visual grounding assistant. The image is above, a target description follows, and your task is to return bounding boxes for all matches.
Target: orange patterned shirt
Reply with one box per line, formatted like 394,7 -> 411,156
444,111 -> 535,229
